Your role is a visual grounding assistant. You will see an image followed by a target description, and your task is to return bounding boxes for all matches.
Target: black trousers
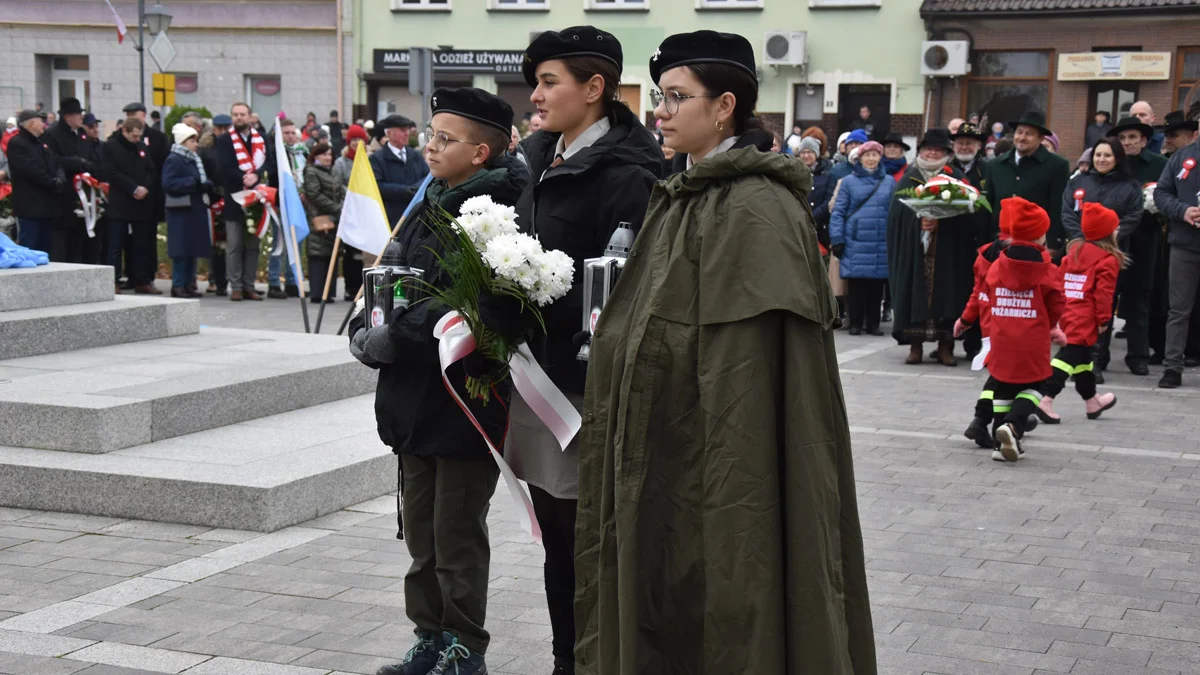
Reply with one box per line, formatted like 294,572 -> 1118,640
1045,344 -> 1097,400
209,252 -> 227,290
974,376 -> 998,421
343,246 -> 364,298
847,277 -> 884,330
52,215 -> 96,264
1120,225 -> 1159,367
110,220 -> 158,286
530,485 -> 576,663
308,255 -> 333,300
991,379 -> 1045,437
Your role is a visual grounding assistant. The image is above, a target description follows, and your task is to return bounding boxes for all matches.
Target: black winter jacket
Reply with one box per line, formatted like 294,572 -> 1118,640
101,133 -> 157,222
350,155 -> 531,459
1061,168 -> 1143,244
6,129 -> 63,219
807,157 -> 834,248
514,104 -> 663,394
215,129 -> 275,223
44,121 -> 94,181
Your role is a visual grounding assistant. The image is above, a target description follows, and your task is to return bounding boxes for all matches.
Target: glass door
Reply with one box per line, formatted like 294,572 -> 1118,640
53,70 -> 91,110
1090,83 -> 1138,123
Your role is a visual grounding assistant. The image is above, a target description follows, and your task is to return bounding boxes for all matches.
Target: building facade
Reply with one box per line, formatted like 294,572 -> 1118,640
353,0 -> 929,143
0,0 -> 353,130
922,0 -> 1200,161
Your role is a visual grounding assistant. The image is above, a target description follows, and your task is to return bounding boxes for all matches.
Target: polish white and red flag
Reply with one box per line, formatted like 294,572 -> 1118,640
103,0 -> 129,43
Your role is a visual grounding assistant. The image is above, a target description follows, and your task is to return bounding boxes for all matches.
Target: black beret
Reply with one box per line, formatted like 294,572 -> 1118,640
650,31 -> 757,85
378,114 -> 415,131
122,102 -> 147,114
523,26 -> 622,88
431,87 -> 514,136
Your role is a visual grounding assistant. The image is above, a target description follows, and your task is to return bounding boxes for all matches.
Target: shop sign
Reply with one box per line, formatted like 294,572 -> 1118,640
374,49 -> 525,75
1056,52 -> 1171,81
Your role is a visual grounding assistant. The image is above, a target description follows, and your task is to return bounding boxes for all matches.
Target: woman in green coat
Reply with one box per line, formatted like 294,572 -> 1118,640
575,31 -> 876,675
303,142 -> 345,303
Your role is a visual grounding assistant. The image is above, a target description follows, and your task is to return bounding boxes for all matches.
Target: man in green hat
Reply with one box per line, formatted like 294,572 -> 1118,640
1105,116 -> 1168,376
986,110 -> 1071,253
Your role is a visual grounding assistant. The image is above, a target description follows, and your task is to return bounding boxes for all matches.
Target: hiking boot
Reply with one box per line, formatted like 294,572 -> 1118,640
267,286 -> 288,299
1035,396 -> 1061,424
992,423 -> 1023,463
1085,392 -> 1117,420
429,632 -> 487,675
936,340 -> 957,367
963,417 -> 993,449
230,290 -> 243,302
376,632 -> 443,675
243,289 -> 264,301
906,343 -> 923,365
1159,370 -> 1182,389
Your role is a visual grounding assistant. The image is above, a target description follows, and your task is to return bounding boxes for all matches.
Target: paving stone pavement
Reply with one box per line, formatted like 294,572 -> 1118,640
3,291 -> 1200,674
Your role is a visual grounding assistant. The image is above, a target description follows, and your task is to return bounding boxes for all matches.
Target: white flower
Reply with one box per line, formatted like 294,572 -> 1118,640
460,195 -> 496,216
482,234 -> 529,275
941,190 -> 952,202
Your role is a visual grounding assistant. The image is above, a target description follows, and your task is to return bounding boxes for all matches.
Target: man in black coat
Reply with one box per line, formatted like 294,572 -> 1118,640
122,102 -> 169,224
370,114 -> 429,228
198,114 -> 231,295
6,110 -> 63,254
44,97 -> 98,263
101,117 -> 158,295
216,102 -> 274,301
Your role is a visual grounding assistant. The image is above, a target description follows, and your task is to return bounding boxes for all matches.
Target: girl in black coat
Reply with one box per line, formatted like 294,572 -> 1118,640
511,26 -> 663,675
102,118 -> 158,291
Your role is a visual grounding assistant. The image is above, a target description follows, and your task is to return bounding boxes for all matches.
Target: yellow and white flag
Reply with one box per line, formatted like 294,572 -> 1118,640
338,146 -> 392,257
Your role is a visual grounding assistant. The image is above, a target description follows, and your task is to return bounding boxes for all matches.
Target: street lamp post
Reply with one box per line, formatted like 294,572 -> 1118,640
136,0 -> 173,105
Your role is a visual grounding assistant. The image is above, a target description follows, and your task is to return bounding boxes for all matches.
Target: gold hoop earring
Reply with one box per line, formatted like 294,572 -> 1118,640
715,119 -> 724,132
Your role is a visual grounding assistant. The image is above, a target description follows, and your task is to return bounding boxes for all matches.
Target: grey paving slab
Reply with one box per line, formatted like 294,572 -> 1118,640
0,263 -> 114,312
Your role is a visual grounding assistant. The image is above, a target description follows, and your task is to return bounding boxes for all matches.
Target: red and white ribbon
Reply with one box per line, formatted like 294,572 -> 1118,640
1074,188 -> 1085,212
433,311 -> 583,542
1180,158 -> 1196,181
73,173 -> 108,239
231,186 -> 278,240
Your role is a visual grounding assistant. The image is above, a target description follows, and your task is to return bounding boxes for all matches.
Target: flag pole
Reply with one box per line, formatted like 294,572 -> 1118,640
336,214 -> 409,336
289,222 -> 311,333
313,236 -> 342,334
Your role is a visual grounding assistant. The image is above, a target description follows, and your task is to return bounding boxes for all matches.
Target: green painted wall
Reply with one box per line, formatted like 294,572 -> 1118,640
355,0 -> 928,118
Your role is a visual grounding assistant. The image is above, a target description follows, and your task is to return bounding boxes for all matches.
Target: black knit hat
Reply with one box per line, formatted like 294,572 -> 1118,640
649,31 -> 757,85
918,128 -> 954,152
431,87 -> 514,136
523,26 -> 622,88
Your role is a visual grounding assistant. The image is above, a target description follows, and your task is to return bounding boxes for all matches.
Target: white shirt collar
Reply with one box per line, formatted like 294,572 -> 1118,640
389,142 -> 406,163
686,135 -> 740,170
554,117 -> 610,163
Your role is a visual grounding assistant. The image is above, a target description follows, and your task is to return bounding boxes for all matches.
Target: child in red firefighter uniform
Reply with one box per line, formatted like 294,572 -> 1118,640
959,203 -> 1059,448
956,197 -> 1065,462
1036,202 -> 1124,423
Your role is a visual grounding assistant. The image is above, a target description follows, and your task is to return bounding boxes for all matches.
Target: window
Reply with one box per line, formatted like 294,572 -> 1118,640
489,0 -> 548,8
587,0 -> 648,8
809,0 -> 879,6
1176,47 -> 1200,109
246,75 -> 282,124
390,0 -> 450,10
965,50 -> 1052,128
696,0 -> 762,9
171,72 -> 201,108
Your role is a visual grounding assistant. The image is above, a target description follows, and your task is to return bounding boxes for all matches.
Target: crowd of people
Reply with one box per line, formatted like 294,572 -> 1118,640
3,23 -> 1200,675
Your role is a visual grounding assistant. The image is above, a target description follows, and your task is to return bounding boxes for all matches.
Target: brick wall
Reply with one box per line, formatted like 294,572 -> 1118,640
929,15 -> 1196,161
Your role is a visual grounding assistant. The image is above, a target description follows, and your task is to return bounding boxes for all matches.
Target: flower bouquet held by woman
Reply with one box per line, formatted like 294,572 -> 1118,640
417,195 -> 574,400
895,174 -> 993,220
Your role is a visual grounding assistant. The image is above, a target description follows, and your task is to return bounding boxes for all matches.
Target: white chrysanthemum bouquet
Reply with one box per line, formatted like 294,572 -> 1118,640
419,196 -> 574,400
1143,182 -> 1159,215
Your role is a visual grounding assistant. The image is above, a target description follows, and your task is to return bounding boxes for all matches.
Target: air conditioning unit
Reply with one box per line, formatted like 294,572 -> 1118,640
921,40 -> 970,77
763,31 -> 807,67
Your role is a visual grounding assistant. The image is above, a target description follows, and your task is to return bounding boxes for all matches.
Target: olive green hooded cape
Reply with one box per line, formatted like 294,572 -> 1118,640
575,141 -> 877,674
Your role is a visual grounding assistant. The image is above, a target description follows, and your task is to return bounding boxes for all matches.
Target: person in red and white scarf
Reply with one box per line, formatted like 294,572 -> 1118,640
215,102 -> 273,301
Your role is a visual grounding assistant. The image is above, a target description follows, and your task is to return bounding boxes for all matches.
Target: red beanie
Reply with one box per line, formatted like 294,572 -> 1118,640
346,124 -> 368,144
1002,196 -> 1049,243
1081,202 -> 1119,242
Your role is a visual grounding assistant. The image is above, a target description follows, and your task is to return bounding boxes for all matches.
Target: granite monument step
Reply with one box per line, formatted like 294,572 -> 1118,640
0,395 -> 396,531
0,262 -> 115,312
0,294 -> 199,360
0,327 -> 376,452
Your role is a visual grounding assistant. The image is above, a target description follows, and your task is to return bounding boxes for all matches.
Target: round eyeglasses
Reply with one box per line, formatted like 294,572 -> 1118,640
650,89 -> 719,115
425,128 -> 481,153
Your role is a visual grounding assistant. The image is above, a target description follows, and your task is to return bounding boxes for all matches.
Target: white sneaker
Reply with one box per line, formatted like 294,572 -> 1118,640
993,423 -> 1023,462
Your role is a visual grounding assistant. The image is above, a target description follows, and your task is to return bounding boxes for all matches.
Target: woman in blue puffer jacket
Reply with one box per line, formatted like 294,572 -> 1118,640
830,140 -> 894,335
